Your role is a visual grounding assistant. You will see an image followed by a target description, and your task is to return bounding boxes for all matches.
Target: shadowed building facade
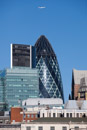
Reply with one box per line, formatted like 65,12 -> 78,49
35,35 -> 64,102
11,44 -> 36,68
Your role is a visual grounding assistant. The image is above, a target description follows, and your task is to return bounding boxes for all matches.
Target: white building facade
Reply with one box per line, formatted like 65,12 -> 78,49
21,120 -> 87,130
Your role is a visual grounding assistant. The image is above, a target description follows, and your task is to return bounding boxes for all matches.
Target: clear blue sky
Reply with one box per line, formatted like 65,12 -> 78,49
0,0 -> 87,102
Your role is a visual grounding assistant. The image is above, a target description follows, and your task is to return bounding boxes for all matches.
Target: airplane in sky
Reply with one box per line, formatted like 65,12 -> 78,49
38,6 -> 46,9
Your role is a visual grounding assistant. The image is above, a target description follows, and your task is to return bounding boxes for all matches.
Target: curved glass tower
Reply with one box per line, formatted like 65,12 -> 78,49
35,35 -> 64,102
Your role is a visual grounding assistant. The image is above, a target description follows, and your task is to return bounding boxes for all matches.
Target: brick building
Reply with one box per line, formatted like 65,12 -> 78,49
11,107 -> 38,123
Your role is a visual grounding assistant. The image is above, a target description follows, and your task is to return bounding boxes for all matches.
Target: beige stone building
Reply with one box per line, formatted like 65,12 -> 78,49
21,118 -> 87,130
72,69 -> 87,100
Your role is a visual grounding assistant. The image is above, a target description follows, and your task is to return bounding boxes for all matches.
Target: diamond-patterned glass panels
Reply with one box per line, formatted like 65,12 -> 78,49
35,35 -> 64,102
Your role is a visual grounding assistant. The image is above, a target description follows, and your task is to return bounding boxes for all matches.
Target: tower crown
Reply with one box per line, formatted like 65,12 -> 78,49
35,35 -> 55,56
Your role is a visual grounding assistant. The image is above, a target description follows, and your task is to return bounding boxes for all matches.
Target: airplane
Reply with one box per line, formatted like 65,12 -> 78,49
38,6 -> 46,9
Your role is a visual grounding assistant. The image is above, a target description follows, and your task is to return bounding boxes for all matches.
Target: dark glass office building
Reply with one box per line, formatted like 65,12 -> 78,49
35,35 -> 64,102
11,44 -> 36,68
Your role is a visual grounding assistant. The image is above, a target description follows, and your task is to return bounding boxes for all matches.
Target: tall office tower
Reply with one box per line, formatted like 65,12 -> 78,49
72,69 -> 87,100
0,70 -> 5,103
0,71 -> 7,110
0,67 -> 39,109
35,35 -> 64,102
11,44 -> 36,68
0,77 -> 4,103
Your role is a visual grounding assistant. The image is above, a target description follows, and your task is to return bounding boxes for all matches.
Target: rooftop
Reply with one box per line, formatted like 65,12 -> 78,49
22,98 -> 63,106
64,100 -> 78,109
32,117 -> 87,123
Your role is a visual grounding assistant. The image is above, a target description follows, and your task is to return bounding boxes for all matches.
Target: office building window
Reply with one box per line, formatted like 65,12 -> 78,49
35,114 -> 37,118
70,113 -> 72,117
67,113 -> 69,117
38,126 -> 43,130
77,113 -> 79,117
50,126 -> 55,130
53,113 -> 55,117
75,127 -> 79,130
27,114 -> 30,118
43,113 -> 44,117
26,126 -> 31,130
62,127 -> 67,130
31,114 -> 34,118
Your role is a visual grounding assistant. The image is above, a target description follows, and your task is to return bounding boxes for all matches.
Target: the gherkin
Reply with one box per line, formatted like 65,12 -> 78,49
35,35 -> 64,102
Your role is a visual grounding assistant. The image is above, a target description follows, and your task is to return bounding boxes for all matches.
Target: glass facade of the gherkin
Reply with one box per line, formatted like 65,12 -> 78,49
35,35 -> 64,102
